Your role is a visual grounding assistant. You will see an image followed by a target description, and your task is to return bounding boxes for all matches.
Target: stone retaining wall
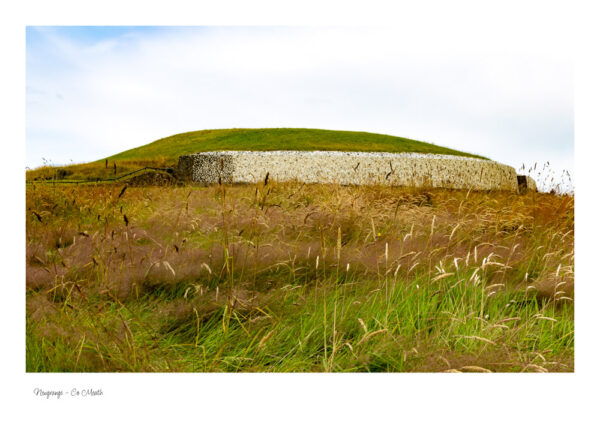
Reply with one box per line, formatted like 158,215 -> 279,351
177,151 -> 519,191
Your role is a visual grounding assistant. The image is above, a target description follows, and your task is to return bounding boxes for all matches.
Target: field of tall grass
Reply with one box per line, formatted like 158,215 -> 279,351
25,178 -> 574,372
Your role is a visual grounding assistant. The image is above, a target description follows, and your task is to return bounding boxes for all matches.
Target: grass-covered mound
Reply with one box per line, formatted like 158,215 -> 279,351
106,128 -> 488,161
26,128 -> 488,182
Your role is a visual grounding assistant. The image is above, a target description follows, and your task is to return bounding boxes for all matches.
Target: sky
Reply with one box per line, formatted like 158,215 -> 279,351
26,26 -> 573,190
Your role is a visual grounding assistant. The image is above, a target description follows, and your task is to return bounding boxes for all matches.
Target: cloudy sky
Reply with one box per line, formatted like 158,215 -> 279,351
26,26 -> 573,187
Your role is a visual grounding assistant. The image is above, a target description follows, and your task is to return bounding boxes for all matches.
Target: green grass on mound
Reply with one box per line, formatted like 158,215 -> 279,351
105,128 -> 488,161
26,128 -> 488,182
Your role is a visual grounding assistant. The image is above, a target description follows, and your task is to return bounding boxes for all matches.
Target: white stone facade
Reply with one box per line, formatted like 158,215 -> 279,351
177,151 -> 519,191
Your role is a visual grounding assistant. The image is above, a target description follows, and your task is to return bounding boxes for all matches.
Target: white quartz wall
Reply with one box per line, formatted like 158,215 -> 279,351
178,151 -> 519,191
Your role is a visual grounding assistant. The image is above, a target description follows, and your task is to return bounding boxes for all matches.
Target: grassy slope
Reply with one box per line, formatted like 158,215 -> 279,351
105,128 -> 489,161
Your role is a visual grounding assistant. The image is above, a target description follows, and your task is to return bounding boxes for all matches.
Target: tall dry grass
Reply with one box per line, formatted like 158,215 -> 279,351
26,177 -> 574,372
